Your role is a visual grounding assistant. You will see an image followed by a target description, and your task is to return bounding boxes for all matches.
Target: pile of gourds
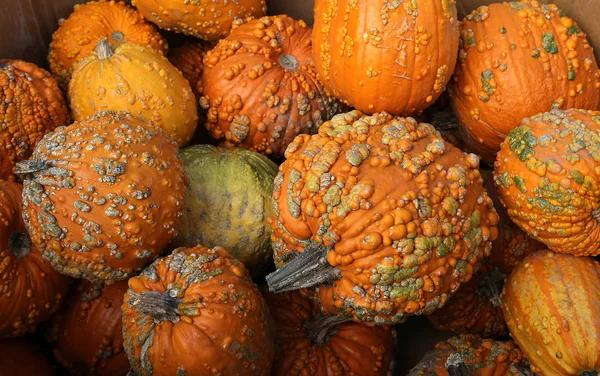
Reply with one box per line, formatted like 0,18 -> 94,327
1,0 -> 599,375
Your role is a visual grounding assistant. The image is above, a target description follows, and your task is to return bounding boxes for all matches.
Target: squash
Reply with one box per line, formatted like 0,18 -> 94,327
122,245 -> 275,376
451,1 -> 600,163
168,41 -> 213,101
16,111 -> 187,281
266,111 -> 499,324
69,39 -> 198,147
0,337 -> 56,376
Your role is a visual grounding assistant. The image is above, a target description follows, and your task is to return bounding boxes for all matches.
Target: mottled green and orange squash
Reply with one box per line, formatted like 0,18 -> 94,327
69,39 -> 198,147
200,15 -> 341,158
502,251 -> 600,375
0,60 -> 70,181
312,0 -> 459,115
48,0 -> 167,89
266,111 -> 499,324
494,109 -> 600,256
122,245 -> 275,376
451,0 -> 600,163
0,337 -> 57,376
17,111 -> 187,281
265,289 -> 396,376
0,181 -> 71,338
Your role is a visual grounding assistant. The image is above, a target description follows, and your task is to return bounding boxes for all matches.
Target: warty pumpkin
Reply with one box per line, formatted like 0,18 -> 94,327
0,59 -> 70,182
47,280 -> 130,376
48,0 -> 167,89
312,0 -> 459,115
265,289 -> 396,376
200,15 -> 341,158
122,245 -> 275,376
16,110 -> 187,281
502,250 -> 600,376
0,180 -> 72,338
266,111 -> 499,324
0,337 -> 56,376
451,0 -> 600,163
494,108 -> 600,256
69,39 -> 198,147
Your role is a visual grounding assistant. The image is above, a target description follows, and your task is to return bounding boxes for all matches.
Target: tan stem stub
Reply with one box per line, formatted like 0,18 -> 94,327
128,291 -> 181,323
279,54 -> 299,71
304,314 -> 350,346
8,232 -> 31,259
14,159 -> 51,176
111,30 -> 124,42
96,38 -> 114,60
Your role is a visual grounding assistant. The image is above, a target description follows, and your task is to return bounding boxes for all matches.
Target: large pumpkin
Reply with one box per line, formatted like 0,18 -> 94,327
451,1 -> 600,163
200,15 -> 341,158
47,280 -> 129,376
69,39 -> 198,147
312,0 -> 459,115
48,0 -> 167,89
266,111 -> 499,324
494,108 -> 600,256
172,145 -> 278,278
265,289 -> 396,376
122,245 -> 275,376
0,181 -> 72,338
16,111 -> 187,281
502,251 -> 600,376
0,60 -> 70,181
0,337 -> 56,376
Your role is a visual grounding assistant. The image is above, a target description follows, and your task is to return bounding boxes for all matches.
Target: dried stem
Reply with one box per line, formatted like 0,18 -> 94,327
304,315 -> 350,346
14,159 -> 51,176
128,291 -> 181,323
479,267 -> 507,307
8,232 -> 31,259
279,54 -> 299,71
445,353 -> 470,376
96,38 -> 114,60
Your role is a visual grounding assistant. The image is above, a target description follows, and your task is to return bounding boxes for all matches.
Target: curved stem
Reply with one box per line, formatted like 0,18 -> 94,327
96,38 -> 114,60
304,315 -> 350,346
445,353 -> 470,376
128,291 -> 181,323
8,232 -> 31,259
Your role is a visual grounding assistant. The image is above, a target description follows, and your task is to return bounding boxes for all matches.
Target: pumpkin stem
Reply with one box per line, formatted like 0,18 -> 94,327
0,61 -> 5,69
479,266 -> 506,307
8,232 -> 31,259
509,365 -> 534,376
304,314 -> 350,346
14,159 -> 52,176
96,38 -> 114,60
445,353 -> 470,376
266,242 -> 341,293
111,31 -> 124,42
128,291 -> 181,323
581,372 -> 598,376
279,54 -> 299,71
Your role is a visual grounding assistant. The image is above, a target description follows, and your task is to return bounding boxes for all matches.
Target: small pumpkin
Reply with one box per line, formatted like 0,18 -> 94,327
48,0 -> 167,89
502,250 -> 600,376
168,41 -> 213,100
17,111 -> 187,281
0,180 -> 72,338
0,337 -> 56,376
451,1 -> 600,163
122,245 -> 275,376
265,289 -> 396,376
0,60 -> 70,181
200,15 -> 341,158
69,39 -> 198,147
47,280 -> 129,376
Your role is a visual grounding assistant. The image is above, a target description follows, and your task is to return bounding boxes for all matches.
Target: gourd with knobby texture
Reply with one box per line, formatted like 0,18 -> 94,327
0,337 -> 56,376
17,111 -> 187,282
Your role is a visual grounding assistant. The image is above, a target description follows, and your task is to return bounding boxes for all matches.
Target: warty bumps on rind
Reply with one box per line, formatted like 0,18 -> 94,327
267,111 -> 499,325
17,111 -> 187,282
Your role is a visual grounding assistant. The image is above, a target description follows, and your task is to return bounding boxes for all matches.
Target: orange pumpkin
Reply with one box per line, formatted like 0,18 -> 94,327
0,60 -> 70,181
200,15 -> 340,158
48,0 -> 167,89
502,251 -> 600,375
168,41 -> 213,100
451,1 -> 600,163
0,181 -> 71,338
17,111 -> 187,281
122,245 -> 275,376
0,337 -> 56,376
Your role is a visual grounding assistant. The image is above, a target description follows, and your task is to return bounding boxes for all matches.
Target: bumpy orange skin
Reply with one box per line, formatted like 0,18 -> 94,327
494,109 -> 600,256
20,111 -> 187,281
271,111 -> 499,324
0,181 -> 72,338
47,281 -> 129,376
0,60 -> 70,182
48,0 -> 167,89
0,337 -> 56,376
502,251 -> 600,375
168,41 -> 214,101
312,0 -> 459,116
451,1 -> 600,163
200,15 -> 340,158
122,246 -> 275,376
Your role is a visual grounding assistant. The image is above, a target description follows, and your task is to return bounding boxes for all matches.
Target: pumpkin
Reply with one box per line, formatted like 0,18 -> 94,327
48,0 -> 167,90
200,15 -> 341,158
0,337 -> 56,376
172,145 -> 278,279
122,245 -> 275,376
502,250 -> 600,376
451,1 -> 600,164
69,39 -> 198,147
47,280 -> 129,376
0,180 -> 72,338
312,0 -> 459,115
0,59 -> 70,182
264,289 -> 396,376
131,0 -> 266,41
494,108 -> 600,256
408,334 -> 531,376
266,111 -> 499,324
16,110 -> 187,281
168,40 -> 213,100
